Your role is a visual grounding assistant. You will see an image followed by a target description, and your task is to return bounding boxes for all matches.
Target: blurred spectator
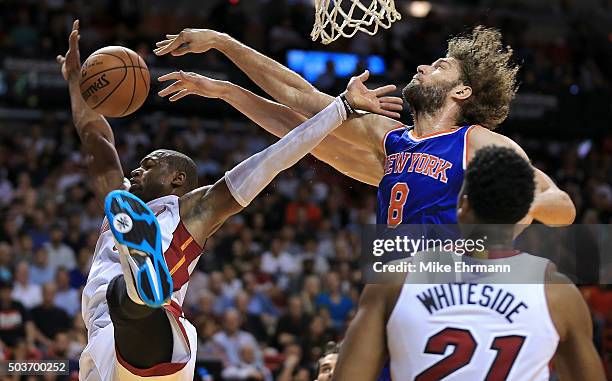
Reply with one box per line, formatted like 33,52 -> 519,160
209,271 -> 235,316
285,187 -> 322,227
261,238 -> 300,280
221,343 -> 272,381
300,238 -> 329,275
30,283 -> 71,347
196,318 -> 226,363
213,309 -> 262,367
182,118 -> 207,153
54,267 -> 80,317
276,342 -> 307,381
242,272 -> 279,319
223,264 -> 243,300
235,291 -> 268,343
314,61 -> 340,95
48,331 -> 80,372
0,242 -> 13,282
30,247 -> 54,286
301,315 -> 334,366
44,225 -> 76,271
274,295 -> 310,348
315,272 -> 354,330
69,247 -> 91,289
0,281 -> 34,348
11,261 -> 42,309
300,275 -> 321,316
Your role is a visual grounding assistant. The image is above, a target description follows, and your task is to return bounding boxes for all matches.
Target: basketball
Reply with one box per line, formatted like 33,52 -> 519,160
79,46 -> 150,117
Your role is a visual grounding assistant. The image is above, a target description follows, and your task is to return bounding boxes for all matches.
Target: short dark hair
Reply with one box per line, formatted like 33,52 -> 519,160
464,146 -> 535,223
156,149 -> 198,191
323,341 -> 340,356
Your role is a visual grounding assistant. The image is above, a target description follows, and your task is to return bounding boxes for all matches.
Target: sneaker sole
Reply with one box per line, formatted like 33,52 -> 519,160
104,190 -> 173,307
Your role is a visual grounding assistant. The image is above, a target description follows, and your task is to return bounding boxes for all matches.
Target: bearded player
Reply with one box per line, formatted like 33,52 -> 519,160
57,20 -> 401,381
332,146 -> 605,381
155,26 -> 575,227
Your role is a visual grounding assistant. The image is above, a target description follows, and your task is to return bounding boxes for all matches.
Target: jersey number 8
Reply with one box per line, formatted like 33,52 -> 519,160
387,182 -> 409,227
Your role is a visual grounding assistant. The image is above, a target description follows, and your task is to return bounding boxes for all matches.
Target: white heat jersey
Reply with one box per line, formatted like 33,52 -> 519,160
80,194 -> 204,381
387,253 -> 559,381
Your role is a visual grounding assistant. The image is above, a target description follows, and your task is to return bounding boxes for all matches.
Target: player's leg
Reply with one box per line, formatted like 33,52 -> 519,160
104,190 -> 176,369
107,274 -> 174,368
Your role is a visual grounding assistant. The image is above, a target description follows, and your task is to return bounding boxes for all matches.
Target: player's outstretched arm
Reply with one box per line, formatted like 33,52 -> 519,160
546,270 -> 606,381
154,30 -> 402,156
158,71 -> 384,186
179,73 -> 399,244
468,127 -> 576,225
57,20 -> 125,207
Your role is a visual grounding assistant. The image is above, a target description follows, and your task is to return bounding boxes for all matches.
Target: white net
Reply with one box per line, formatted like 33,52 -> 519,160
311,0 -> 401,45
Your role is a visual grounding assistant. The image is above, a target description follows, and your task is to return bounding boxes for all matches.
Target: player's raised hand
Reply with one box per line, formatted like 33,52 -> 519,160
153,29 -> 222,57
344,70 -> 403,119
158,71 -> 228,101
56,20 -> 81,81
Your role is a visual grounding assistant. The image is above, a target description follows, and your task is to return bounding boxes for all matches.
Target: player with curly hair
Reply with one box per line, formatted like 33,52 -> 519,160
155,26 -> 575,228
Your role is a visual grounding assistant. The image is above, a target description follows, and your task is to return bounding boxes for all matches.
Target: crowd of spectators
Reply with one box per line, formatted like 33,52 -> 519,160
0,0 -> 610,380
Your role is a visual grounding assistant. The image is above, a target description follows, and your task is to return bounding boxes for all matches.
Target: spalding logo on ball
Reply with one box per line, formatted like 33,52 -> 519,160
80,46 -> 150,117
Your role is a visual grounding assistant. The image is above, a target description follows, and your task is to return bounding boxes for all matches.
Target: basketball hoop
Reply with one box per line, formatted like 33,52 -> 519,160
311,0 -> 401,45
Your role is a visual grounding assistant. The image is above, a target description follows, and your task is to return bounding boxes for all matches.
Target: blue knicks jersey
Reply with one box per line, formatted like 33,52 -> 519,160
377,125 -> 474,225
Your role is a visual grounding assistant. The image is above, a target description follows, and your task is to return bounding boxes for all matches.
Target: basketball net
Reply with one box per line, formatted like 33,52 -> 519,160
311,0 -> 401,45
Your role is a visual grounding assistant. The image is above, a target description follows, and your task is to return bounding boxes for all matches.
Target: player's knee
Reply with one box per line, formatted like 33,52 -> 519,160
106,275 -> 127,318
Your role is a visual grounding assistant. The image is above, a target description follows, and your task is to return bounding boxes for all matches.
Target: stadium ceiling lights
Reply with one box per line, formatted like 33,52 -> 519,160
406,1 -> 432,18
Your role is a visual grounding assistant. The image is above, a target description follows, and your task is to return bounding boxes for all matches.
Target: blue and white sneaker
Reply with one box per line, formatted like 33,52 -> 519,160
105,190 -> 173,308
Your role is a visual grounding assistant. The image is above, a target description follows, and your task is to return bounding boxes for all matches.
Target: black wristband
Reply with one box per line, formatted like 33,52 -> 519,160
339,94 -> 356,117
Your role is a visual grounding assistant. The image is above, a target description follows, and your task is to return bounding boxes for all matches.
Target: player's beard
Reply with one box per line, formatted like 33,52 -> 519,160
402,79 -> 460,117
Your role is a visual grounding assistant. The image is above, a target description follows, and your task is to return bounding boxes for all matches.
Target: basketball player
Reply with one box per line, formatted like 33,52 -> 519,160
315,341 -> 340,381
56,20 -> 402,381
330,146 -> 606,381
155,26 -> 575,227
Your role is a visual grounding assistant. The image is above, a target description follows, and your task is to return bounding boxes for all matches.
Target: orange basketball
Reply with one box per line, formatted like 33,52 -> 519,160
79,46 -> 150,117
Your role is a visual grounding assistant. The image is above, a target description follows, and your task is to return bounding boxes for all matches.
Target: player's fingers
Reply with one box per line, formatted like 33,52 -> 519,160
373,84 -> 397,96
169,89 -> 191,102
158,81 -> 184,97
153,38 -> 183,56
381,102 -> 403,111
155,39 -> 172,47
157,72 -> 181,82
56,55 -> 65,64
379,96 -> 403,104
378,109 -> 401,119
356,70 -> 370,82
72,19 -> 79,32
170,44 -> 190,56
166,34 -> 179,39
69,29 -> 79,46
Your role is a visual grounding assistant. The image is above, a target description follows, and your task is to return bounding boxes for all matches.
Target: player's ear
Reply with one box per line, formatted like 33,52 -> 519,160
456,194 -> 471,222
171,171 -> 186,187
452,85 -> 472,101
